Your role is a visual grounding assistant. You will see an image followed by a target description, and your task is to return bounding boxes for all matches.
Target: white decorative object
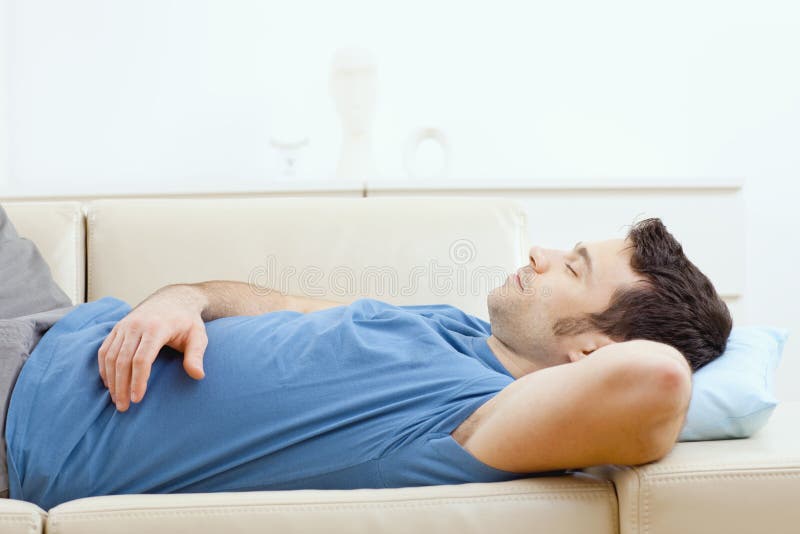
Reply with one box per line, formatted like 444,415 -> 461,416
328,47 -> 379,182
403,127 -> 451,180
269,103 -> 310,180
269,136 -> 310,180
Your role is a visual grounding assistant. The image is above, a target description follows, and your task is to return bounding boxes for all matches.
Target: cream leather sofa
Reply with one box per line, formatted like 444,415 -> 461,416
1,197 -> 798,534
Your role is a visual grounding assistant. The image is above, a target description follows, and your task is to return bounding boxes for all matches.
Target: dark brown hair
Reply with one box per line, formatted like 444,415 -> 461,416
553,217 -> 732,372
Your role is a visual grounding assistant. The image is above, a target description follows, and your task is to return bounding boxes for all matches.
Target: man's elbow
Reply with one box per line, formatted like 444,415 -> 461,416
637,356 -> 693,464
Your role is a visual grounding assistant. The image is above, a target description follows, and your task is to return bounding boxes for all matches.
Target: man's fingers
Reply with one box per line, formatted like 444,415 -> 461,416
114,333 -> 142,412
97,329 -> 117,387
129,333 -> 167,404
100,316 -> 208,410
182,326 -> 208,380
105,331 -> 126,401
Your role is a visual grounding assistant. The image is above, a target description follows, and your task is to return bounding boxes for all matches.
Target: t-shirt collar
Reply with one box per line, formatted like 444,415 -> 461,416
471,336 -> 515,379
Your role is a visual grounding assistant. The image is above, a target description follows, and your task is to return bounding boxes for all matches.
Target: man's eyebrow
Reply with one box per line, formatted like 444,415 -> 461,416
573,241 -> 593,276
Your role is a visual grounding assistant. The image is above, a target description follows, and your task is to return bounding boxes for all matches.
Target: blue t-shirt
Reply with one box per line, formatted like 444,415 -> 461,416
6,297 -> 553,509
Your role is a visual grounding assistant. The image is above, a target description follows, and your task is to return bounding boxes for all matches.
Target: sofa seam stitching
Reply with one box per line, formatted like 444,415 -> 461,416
638,461 -> 800,474
0,516 -> 39,534
47,492 -> 613,521
642,465 -> 650,534
87,206 -> 95,302
606,479 -> 619,534
71,205 -> 80,304
49,487 -> 610,514
646,471 -> 800,483
627,465 -> 642,534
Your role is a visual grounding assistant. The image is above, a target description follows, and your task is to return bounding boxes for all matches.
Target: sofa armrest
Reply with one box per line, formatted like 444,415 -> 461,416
586,401 -> 800,534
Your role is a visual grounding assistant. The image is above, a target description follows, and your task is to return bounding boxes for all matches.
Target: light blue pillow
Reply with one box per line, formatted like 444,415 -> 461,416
678,326 -> 788,442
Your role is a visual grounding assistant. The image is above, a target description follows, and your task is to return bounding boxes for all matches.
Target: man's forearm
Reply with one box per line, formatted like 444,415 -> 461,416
154,280 -> 344,321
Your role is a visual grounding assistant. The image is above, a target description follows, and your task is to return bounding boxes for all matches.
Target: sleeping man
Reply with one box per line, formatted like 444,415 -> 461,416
1,209 -> 731,509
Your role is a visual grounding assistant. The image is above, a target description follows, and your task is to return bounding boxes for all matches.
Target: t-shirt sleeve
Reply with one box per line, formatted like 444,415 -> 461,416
395,303 -> 492,336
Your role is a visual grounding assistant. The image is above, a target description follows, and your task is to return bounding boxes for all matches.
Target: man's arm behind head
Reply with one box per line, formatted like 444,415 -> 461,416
457,339 -> 692,474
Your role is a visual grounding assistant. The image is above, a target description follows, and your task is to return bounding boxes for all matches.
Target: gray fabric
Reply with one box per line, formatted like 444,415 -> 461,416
0,305 -> 77,497
1,205 -> 73,318
1,204 -> 79,497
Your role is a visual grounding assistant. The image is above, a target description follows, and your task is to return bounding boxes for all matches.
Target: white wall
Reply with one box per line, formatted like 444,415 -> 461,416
0,0 -> 8,189
1,1 -> 798,398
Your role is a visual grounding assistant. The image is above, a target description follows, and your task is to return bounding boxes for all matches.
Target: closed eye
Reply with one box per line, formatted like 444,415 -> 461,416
565,263 -> 578,277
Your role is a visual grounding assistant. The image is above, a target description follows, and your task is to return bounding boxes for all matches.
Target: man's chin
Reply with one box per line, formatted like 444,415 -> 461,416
486,289 -> 499,317
487,285 -> 512,319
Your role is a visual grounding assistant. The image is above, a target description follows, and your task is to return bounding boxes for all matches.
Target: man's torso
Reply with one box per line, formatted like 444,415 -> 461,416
5,297 -> 527,509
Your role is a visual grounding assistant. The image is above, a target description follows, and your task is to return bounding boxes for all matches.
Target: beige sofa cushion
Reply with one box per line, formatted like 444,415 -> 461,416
1,201 -> 85,304
45,476 -> 617,534
0,497 -> 46,534
588,401 -> 800,534
86,197 -> 528,319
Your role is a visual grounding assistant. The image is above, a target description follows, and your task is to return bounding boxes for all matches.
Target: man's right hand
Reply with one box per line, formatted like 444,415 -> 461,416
97,279 -> 343,412
97,285 -> 209,412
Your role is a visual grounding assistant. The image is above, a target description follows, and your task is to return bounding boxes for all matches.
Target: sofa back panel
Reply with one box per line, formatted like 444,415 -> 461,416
2,201 -> 85,304
86,197 -> 528,319
45,476 -> 617,534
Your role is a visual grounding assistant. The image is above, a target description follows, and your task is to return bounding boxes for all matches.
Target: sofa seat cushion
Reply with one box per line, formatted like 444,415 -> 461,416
0,498 -> 47,534
587,401 -> 800,534
45,475 -> 616,534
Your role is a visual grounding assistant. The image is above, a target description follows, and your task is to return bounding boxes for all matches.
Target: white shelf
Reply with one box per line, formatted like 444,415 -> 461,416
366,177 -> 744,192
0,177 -> 747,201
0,179 -> 366,201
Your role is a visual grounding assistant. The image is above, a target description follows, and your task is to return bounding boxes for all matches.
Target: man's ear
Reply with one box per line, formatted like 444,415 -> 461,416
566,332 -> 616,363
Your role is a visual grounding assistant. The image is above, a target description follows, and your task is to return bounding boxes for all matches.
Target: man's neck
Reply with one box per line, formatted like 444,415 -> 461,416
486,335 -> 546,379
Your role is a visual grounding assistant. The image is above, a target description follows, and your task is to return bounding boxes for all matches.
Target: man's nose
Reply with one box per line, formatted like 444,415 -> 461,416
528,246 -> 550,274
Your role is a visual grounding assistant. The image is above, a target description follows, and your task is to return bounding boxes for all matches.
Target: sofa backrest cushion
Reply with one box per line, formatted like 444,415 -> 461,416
2,201 -> 85,304
86,197 -> 528,319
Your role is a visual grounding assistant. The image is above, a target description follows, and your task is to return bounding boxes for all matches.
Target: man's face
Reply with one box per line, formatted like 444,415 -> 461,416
488,238 -> 644,367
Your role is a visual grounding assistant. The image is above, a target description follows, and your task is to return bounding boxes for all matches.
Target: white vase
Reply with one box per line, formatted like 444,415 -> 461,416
328,47 -> 380,182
